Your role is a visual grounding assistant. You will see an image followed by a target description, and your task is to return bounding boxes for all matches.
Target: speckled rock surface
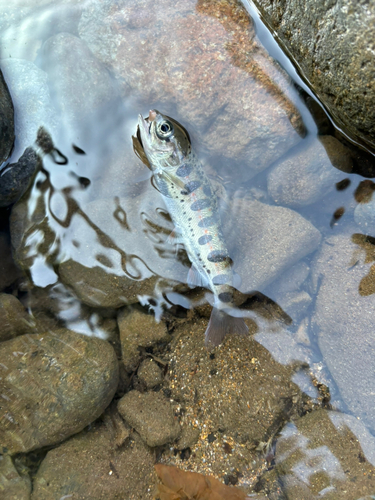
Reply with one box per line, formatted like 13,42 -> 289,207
271,410 -> 375,498
31,422 -> 156,500
118,391 -> 181,447
0,148 -> 38,208
118,308 -> 170,372
0,455 -> 31,500
138,358 -> 163,388
223,198 -> 321,293
251,0 -> 375,150
267,136 -> 350,208
0,293 -> 32,342
311,232 -> 375,430
0,329 -> 119,454
79,0 -> 303,181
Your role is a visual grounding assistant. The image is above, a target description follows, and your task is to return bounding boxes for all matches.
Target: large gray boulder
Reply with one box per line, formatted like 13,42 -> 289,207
251,0 -> 375,150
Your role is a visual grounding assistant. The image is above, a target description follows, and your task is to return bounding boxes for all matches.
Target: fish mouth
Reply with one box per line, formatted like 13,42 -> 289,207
138,113 -> 150,138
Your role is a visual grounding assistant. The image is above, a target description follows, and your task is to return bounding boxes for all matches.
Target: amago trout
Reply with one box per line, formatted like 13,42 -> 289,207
133,109 -> 248,347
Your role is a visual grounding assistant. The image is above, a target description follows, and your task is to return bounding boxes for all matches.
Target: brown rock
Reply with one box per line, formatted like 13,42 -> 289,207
0,329 -> 119,454
137,358 -> 163,388
223,198 -> 321,292
31,422 -> 156,500
251,0 -> 375,150
118,391 -> 181,447
118,308 -> 170,372
0,455 -> 31,500
0,293 -> 32,342
273,409 -> 375,498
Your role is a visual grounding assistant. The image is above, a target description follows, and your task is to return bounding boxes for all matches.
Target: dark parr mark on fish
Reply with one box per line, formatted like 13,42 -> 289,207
218,292 -> 232,303
176,164 -> 193,177
207,250 -> 229,263
198,234 -> 213,245
203,184 -> 212,197
198,216 -> 216,228
212,274 -> 231,285
181,180 -> 201,195
191,199 -> 211,211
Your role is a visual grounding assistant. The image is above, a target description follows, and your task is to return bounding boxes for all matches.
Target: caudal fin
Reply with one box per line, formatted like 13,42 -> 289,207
205,308 -> 248,348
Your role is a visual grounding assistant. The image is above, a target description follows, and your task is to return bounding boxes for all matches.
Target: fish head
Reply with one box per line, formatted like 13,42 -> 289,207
134,109 -> 191,172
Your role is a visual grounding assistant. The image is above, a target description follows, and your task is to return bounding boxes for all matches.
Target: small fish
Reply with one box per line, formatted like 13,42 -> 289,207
133,109 -> 248,347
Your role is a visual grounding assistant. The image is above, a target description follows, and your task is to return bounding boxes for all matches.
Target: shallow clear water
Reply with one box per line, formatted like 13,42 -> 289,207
1,0 -> 375,498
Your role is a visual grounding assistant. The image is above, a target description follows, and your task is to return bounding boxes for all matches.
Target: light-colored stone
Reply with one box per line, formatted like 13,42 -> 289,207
311,232 -> 375,430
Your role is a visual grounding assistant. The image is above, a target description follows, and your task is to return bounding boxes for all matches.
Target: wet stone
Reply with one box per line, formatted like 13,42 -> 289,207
267,136 -> 348,208
0,329 -> 119,454
0,58 -> 56,160
0,232 -> 22,291
0,68 -> 14,165
118,390 -> 181,447
0,148 -> 38,208
40,32 -> 119,132
253,0 -> 375,149
272,409 -> 375,499
223,198 -> 321,293
31,422 -> 156,500
175,425 -> 200,451
0,455 -> 31,500
118,308 -> 170,373
311,232 -> 375,430
0,293 -> 32,342
137,358 -> 163,389
79,0 -> 302,182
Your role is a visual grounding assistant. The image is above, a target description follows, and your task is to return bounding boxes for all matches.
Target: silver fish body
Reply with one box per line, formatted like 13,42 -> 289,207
133,109 -> 248,346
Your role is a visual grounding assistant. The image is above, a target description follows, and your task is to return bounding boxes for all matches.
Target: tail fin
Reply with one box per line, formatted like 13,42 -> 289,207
205,307 -> 248,348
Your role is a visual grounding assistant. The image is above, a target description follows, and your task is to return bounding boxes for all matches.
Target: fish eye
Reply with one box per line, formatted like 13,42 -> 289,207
156,120 -> 174,139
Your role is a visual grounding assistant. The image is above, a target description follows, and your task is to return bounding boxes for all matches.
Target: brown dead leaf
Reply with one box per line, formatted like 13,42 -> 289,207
154,464 -> 249,500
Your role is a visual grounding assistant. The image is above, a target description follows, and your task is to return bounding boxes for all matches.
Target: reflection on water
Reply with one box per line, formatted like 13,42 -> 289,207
0,0 -> 375,498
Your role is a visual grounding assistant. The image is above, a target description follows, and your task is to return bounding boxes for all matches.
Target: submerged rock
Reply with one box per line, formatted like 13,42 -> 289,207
267,136 -> 351,208
0,329 -> 119,454
137,358 -> 163,388
118,390 -> 181,447
311,232 -> 375,430
0,293 -> 32,342
79,0 -> 303,182
223,198 -> 321,293
0,59 -> 56,160
0,68 -> 14,165
118,308 -> 170,372
0,455 -> 31,500
271,409 -> 375,498
251,0 -> 375,150
31,422 -> 156,500
0,232 -> 22,291
0,148 -> 38,208
40,32 -> 119,133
